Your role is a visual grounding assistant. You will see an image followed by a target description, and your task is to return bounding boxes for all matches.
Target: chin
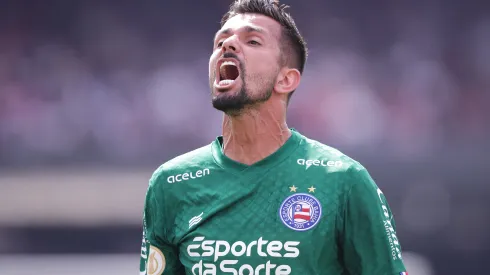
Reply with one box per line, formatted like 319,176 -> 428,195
212,87 -> 239,100
211,89 -> 249,115
211,100 -> 243,115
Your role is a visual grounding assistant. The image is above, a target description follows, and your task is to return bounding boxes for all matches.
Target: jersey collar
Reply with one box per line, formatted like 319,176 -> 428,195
211,129 -> 302,173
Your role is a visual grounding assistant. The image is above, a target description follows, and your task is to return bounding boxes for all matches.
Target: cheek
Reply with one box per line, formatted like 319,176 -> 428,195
253,54 -> 277,73
209,51 -> 219,73
208,60 -> 214,74
245,59 -> 277,81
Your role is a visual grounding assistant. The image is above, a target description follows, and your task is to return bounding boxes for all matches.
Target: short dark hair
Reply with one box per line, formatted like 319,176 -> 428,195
221,0 -> 308,102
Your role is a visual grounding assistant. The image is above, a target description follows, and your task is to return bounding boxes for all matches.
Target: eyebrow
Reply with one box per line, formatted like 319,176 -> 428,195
214,26 -> 266,42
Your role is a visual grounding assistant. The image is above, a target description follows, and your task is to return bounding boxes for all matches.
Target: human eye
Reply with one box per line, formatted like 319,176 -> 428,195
248,40 -> 261,46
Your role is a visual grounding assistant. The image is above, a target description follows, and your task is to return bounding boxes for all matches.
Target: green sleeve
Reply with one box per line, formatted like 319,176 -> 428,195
139,171 -> 185,275
341,167 -> 407,275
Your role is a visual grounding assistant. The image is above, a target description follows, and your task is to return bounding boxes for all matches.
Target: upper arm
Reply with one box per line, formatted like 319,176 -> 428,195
341,167 -> 407,275
139,172 -> 185,275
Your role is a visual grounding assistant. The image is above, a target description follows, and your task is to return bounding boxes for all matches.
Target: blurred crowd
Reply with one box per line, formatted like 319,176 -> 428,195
0,0 -> 488,167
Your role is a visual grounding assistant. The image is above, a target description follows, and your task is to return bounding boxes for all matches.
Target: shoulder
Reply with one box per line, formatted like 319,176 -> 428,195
148,143 -> 216,192
297,133 -> 374,186
298,134 -> 362,171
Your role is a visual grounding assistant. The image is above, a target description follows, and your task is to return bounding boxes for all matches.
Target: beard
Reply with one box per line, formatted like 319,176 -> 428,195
211,65 -> 276,116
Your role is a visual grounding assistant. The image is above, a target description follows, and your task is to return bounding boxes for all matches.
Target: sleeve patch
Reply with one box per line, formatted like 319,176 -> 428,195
147,245 -> 166,275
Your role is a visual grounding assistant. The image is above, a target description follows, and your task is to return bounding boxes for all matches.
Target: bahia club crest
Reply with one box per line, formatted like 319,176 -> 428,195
279,193 -> 322,231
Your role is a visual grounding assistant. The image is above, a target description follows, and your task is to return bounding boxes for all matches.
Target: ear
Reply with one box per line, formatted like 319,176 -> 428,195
274,67 -> 301,95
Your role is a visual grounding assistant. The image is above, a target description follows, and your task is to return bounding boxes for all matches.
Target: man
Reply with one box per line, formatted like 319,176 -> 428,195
140,0 -> 408,274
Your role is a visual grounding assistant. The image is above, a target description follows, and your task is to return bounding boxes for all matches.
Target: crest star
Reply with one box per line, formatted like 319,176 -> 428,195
308,186 -> 316,193
289,185 -> 298,192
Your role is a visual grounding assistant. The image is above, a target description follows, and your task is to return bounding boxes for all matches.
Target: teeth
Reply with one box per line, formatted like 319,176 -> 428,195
219,79 -> 235,86
220,60 -> 237,69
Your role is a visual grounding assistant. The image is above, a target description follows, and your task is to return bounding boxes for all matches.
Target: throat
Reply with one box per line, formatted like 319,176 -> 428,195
221,114 -> 291,166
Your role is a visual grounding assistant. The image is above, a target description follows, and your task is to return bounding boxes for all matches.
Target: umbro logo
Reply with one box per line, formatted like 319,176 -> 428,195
189,212 -> 204,229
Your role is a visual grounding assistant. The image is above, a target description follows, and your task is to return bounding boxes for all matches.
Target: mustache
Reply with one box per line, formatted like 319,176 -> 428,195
222,52 -> 240,60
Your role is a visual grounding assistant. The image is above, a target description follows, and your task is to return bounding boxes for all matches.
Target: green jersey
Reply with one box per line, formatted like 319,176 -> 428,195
139,130 -> 407,275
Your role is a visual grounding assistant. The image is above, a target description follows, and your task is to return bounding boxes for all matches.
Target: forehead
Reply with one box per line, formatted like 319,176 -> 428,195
218,13 -> 282,40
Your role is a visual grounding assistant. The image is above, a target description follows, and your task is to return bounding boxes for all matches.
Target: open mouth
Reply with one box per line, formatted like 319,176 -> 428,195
216,59 -> 240,89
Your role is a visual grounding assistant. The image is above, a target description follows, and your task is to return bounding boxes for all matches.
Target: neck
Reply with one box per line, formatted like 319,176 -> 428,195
221,99 -> 291,165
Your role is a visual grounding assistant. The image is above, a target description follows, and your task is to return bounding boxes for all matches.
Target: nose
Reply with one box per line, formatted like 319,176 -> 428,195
222,36 -> 240,53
